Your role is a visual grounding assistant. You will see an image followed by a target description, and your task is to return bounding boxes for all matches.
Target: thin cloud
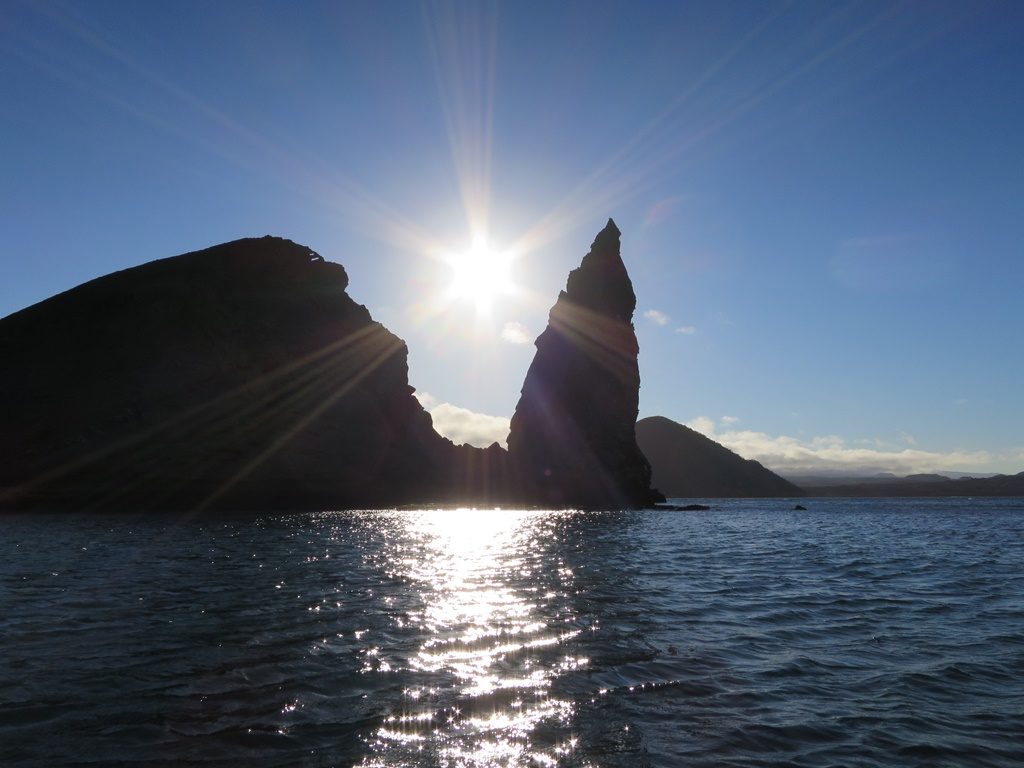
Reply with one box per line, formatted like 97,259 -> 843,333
428,402 -> 510,449
674,325 -> 696,335
643,309 -> 670,326
643,196 -> 684,226
721,415 -> 740,425
501,321 -> 532,345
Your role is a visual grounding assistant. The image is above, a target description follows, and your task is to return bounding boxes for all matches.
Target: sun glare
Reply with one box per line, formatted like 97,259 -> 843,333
445,233 -> 515,313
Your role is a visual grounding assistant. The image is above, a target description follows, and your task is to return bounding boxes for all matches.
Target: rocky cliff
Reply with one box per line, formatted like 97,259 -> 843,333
0,237 -> 453,511
1,225 -> 661,511
636,416 -> 803,498
506,219 -> 662,508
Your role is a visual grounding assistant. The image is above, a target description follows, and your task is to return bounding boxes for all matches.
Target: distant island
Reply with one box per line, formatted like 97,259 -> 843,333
791,471 -> 1024,497
3,220 -> 1020,512
0,220 -> 662,511
636,416 -> 802,498
633,425 -> 1024,499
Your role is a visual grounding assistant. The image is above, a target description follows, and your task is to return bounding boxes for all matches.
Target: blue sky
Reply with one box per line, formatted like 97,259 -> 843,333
3,1 -> 1022,475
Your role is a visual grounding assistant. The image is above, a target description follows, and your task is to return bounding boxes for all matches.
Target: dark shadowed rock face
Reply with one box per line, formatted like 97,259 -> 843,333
1,227 -> 666,512
507,219 -> 662,508
636,416 -> 803,498
0,236 -> 454,511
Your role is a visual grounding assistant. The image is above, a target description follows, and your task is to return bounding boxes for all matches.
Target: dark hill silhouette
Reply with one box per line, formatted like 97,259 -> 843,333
0,236 -> 457,510
636,416 -> 802,498
1,224 -> 660,511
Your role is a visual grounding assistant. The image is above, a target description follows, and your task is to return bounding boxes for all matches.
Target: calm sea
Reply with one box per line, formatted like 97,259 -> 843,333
2,498 -> 1023,767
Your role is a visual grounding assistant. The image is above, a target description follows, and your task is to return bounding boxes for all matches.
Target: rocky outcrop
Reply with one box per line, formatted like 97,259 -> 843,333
636,416 -> 803,498
1,224 -> 663,512
506,219 -> 662,508
0,236 -> 453,511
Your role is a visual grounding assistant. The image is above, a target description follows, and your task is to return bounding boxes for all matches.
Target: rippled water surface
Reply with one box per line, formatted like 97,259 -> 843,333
3,499 -> 1024,766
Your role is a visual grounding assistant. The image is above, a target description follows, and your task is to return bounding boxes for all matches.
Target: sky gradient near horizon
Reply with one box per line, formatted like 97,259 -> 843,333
3,1 -> 1022,475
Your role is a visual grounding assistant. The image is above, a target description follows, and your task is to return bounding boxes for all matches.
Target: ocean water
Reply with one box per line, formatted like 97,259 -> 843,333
2,498 -> 1023,767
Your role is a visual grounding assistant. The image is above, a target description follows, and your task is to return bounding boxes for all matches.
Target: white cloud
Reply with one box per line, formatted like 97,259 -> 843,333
687,416 -> 717,437
413,391 -> 437,409
501,321 -> 532,345
674,325 -> 696,335
428,402 -> 510,449
683,416 -> 994,476
721,415 -> 740,425
643,309 -> 670,326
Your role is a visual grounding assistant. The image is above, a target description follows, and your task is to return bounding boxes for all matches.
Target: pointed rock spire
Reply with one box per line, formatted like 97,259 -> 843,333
507,219 -> 662,508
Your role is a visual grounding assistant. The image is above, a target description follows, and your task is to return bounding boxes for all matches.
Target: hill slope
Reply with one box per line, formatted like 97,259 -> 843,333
636,416 -> 802,498
0,236 -> 455,510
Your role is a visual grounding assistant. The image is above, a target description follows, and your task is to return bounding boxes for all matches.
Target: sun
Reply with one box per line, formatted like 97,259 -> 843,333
444,233 -> 516,313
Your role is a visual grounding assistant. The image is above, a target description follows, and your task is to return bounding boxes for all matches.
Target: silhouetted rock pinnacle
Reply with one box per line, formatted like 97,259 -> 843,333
507,219 -> 662,508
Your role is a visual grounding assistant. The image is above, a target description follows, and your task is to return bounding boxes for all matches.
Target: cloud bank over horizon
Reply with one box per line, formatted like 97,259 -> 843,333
683,416 -> 1002,477
413,393 -> 1015,475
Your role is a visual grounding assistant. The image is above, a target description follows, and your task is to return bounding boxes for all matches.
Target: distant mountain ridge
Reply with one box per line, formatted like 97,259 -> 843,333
636,416 -> 802,498
802,471 -> 1024,497
786,471 -> 999,488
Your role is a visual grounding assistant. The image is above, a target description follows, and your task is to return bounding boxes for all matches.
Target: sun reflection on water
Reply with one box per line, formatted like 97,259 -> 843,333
360,508 -> 583,767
